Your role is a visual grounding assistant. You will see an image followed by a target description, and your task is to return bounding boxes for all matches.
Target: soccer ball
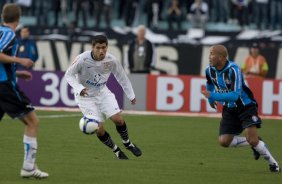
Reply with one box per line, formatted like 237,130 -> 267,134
79,116 -> 99,134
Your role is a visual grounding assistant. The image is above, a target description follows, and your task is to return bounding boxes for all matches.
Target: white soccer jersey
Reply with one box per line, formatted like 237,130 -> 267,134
65,51 -> 135,101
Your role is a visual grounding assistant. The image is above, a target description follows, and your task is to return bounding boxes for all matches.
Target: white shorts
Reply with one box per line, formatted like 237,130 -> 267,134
75,88 -> 121,122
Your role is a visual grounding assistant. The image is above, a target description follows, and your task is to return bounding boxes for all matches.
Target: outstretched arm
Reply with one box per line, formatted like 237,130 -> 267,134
16,70 -> 32,81
0,53 -> 34,68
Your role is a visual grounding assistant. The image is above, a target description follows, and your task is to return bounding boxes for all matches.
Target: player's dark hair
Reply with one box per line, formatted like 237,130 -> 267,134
92,35 -> 108,46
1,3 -> 21,23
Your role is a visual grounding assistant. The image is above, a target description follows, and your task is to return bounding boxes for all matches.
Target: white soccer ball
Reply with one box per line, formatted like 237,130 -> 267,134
79,116 -> 99,134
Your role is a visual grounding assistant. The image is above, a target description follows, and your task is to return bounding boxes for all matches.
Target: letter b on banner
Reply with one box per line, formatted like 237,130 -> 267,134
156,77 -> 184,110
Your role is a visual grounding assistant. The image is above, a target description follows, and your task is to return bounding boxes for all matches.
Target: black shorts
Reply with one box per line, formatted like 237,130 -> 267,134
219,104 -> 262,135
0,81 -> 34,120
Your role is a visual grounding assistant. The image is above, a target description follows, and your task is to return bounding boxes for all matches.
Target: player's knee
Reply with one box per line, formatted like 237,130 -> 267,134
246,137 -> 259,147
22,112 -> 39,128
219,141 -> 230,148
112,116 -> 124,126
96,125 -> 105,136
115,120 -> 124,126
26,119 -> 39,129
218,137 -> 231,147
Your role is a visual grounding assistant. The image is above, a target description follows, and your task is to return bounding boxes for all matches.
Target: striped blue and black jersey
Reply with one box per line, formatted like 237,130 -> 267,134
205,60 -> 257,108
0,25 -> 18,83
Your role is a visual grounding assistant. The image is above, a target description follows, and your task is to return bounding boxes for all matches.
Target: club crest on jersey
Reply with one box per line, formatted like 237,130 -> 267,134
224,79 -> 231,85
93,74 -> 101,83
103,62 -> 112,72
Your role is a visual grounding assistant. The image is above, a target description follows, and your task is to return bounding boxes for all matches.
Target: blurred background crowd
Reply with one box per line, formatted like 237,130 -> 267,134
0,0 -> 281,31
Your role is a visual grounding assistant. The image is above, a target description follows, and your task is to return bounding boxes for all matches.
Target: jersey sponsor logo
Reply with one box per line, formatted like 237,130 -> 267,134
86,74 -> 106,87
85,80 -> 106,87
215,89 -> 230,93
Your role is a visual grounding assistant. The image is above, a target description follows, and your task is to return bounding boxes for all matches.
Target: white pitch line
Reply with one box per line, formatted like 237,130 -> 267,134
16,107 -> 282,120
37,113 -> 82,119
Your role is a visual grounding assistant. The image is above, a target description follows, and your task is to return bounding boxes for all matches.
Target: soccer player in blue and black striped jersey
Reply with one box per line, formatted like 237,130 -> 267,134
201,45 -> 280,173
0,3 -> 48,178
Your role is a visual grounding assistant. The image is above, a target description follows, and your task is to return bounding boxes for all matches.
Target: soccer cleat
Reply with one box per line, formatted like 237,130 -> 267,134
269,163 -> 281,173
251,136 -> 263,160
20,168 -> 49,179
114,149 -> 128,160
125,143 -> 142,157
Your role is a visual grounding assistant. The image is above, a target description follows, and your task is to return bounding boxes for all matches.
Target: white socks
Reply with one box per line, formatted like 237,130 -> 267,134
23,135 -> 37,171
254,140 -> 278,165
229,137 -> 278,165
228,136 -> 250,147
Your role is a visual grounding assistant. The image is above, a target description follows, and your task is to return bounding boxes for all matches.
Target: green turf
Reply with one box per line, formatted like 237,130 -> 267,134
0,111 -> 281,184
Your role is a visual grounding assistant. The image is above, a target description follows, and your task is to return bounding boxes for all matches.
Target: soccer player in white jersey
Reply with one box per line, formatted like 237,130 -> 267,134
65,35 -> 142,159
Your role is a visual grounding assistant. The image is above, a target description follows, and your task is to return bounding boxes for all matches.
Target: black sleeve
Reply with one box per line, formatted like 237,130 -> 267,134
145,40 -> 153,68
128,40 -> 135,70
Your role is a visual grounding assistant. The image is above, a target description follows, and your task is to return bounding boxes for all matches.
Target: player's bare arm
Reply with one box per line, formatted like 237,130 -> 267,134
0,53 -> 33,68
18,58 -> 34,68
16,70 -> 32,81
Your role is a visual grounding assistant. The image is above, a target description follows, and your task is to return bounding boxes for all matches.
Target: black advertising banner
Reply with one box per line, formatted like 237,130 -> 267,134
32,40 -> 280,79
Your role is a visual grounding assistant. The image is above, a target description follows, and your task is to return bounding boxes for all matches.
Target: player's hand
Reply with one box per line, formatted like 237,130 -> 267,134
201,90 -> 210,98
131,98 -> 136,105
16,70 -> 32,81
80,88 -> 89,97
18,58 -> 34,68
210,102 -> 217,109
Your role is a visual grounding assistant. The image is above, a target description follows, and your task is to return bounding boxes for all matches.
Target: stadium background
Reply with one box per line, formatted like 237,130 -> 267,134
1,1 -> 282,183
3,0 -> 279,118
10,0 -> 282,118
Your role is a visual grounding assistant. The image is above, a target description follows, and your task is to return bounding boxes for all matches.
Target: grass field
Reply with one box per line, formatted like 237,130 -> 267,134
0,110 -> 281,184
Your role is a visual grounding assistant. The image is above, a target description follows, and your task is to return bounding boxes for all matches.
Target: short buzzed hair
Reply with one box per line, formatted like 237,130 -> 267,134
92,35 -> 108,46
212,45 -> 228,59
1,3 -> 21,23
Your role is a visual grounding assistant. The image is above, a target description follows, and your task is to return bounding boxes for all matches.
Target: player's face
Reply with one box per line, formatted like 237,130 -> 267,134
92,43 -> 108,61
209,47 -> 221,68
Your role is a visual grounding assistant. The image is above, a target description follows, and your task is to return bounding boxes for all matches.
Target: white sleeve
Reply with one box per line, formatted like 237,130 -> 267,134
65,56 -> 85,96
112,59 -> 135,101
